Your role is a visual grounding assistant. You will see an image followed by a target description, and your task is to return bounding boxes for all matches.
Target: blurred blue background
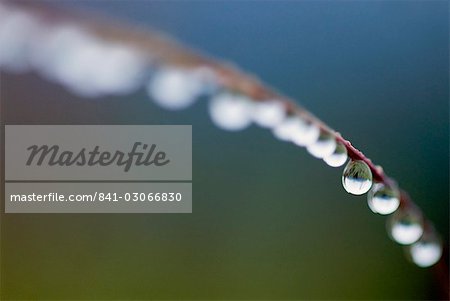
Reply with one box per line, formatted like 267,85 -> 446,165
2,0 -> 448,299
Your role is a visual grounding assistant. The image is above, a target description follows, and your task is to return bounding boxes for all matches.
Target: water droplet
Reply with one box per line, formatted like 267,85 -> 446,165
252,100 -> 285,128
342,160 -> 373,195
273,116 -> 319,146
0,8 -> 42,72
272,116 -> 301,141
290,119 -> 320,147
209,93 -> 253,131
367,183 -> 400,215
147,67 -> 206,110
388,207 -> 423,245
323,142 -> 348,167
407,231 -> 442,268
31,24 -> 148,97
87,44 -> 147,95
306,131 -> 336,159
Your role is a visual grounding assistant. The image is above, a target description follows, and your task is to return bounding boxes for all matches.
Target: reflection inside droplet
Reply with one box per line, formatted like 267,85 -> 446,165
342,160 -> 373,195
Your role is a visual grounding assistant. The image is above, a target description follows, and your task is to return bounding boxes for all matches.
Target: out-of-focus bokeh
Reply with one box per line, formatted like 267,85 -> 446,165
1,0 -> 448,299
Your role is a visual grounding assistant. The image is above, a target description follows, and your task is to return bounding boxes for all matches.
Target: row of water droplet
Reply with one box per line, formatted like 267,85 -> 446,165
206,91 -> 442,268
0,2 -> 442,268
343,161 -> 442,268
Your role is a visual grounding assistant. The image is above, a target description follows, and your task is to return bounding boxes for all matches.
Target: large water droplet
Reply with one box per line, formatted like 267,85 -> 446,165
24,22 -> 149,97
252,100 -> 285,128
209,93 -> 253,131
367,183 -> 400,215
342,160 -> 373,195
388,207 -> 423,245
306,131 -> 336,159
407,231 -> 442,268
323,142 -> 348,167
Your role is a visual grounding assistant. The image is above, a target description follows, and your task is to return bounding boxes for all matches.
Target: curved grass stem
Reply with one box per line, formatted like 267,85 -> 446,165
5,1 -> 449,298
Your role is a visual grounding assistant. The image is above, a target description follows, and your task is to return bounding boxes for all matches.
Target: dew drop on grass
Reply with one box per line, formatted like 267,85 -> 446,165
342,160 -> 373,195
406,231 -> 442,268
290,119 -> 320,147
273,116 -> 320,146
0,6 -> 41,72
209,93 -> 253,131
306,131 -> 336,159
388,207 -> 424,245
323,142 -> 347,167
272,116 -> 301,141
147,67 -> 206,110
367,183 -> 400,215
252,100 -> 285,128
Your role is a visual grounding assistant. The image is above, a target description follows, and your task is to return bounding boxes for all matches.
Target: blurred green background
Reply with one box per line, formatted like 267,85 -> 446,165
1,0 -> 448,300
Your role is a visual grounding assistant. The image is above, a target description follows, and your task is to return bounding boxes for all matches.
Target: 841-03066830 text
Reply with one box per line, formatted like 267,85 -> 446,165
5,182 -> 192,213
9,192 -> 184,202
